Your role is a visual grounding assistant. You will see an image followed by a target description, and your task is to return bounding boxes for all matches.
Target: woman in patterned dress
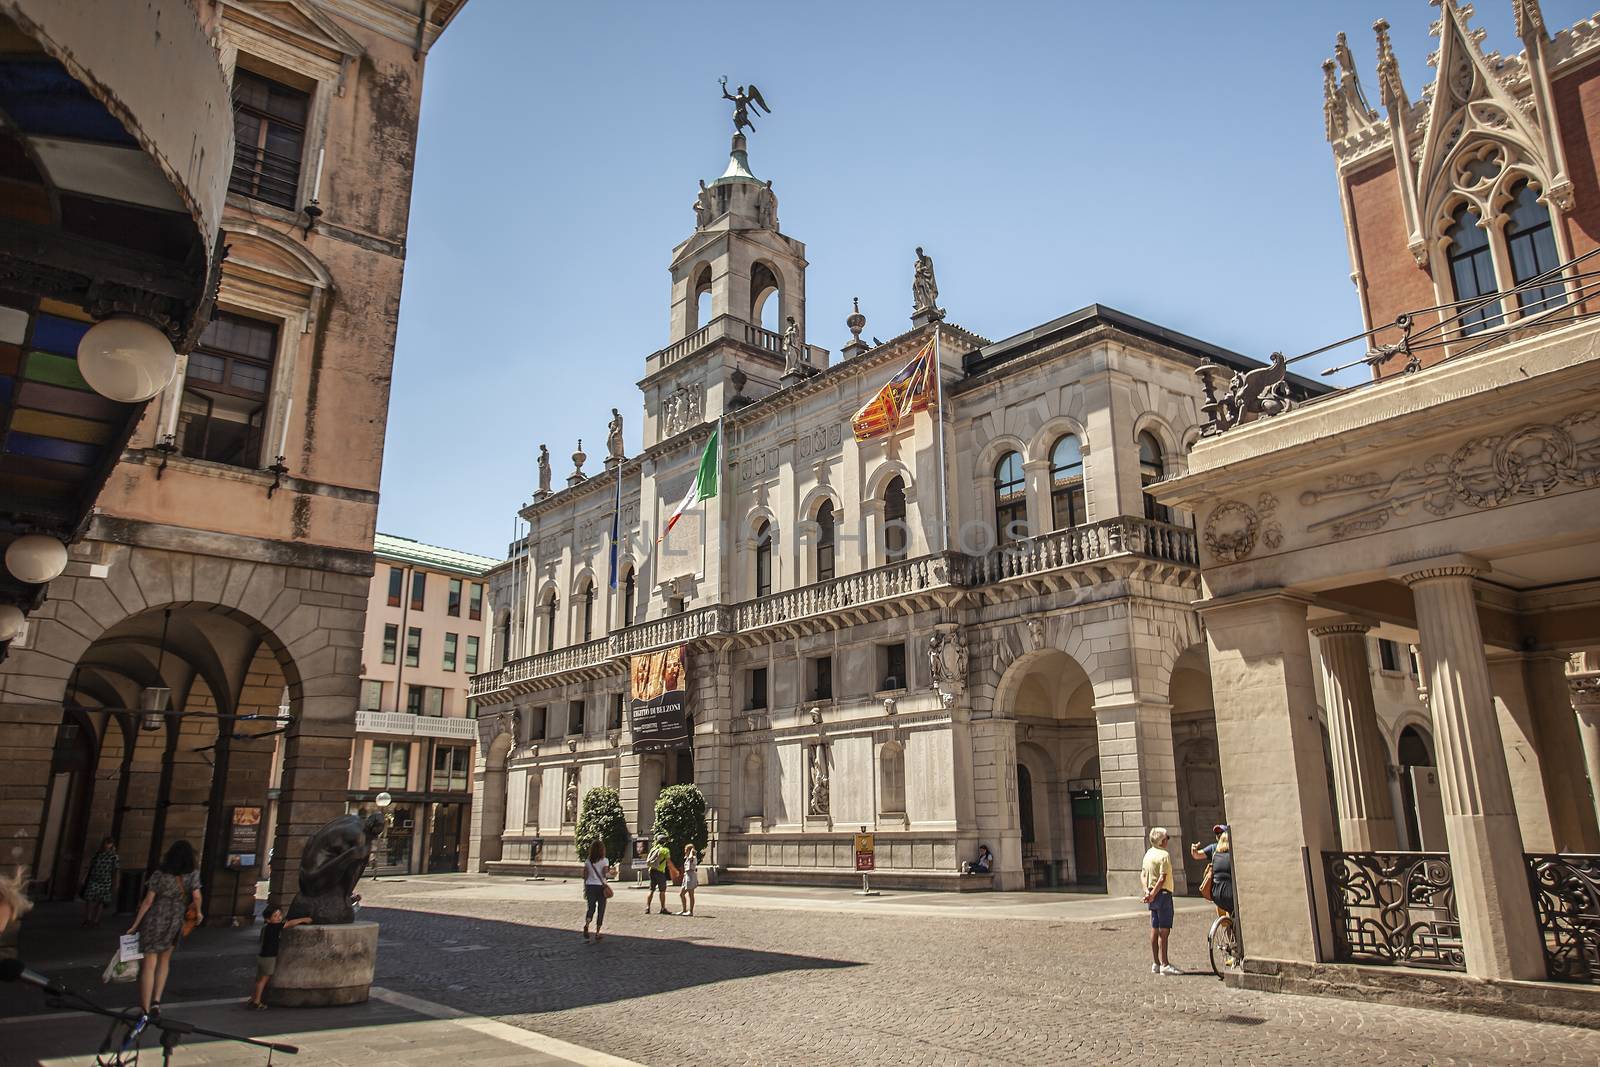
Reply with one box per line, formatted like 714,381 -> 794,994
80,837 -> 118,928
126,840 -> 203,1016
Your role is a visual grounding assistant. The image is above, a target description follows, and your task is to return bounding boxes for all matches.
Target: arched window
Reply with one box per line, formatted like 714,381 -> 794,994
622,567 -> 636,625
579,579 -> 595,642
1049,434 -> 1085,530
880,742 -> 906,815
815,499 -> 836,582
994,451 -> 1027,544
751,262 -> 780,333
692,264 -> 713,331
1446,203 -> 1502,334
542,592 -> 559,652
1506,180 -> 1566,316
1138,432 -> 1171,523
754,520 -> 773,597
882,476 -> 908,562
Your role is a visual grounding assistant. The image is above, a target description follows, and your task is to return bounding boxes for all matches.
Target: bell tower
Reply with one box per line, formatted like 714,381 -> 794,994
643,111 -> 822,448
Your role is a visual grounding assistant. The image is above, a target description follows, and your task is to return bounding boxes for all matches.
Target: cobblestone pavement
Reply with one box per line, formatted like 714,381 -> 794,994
347,875 -> 1594,1067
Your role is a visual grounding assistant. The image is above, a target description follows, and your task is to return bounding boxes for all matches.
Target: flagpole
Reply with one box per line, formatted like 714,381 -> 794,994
932,325 -> 950,555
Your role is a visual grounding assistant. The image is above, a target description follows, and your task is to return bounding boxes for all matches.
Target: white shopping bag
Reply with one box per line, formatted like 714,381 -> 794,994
101,952 -> 138,984
117,933 -> 143,962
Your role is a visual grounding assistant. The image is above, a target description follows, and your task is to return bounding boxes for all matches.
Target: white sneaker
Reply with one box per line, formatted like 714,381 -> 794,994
1160,964 -> 1183,976
1151,963 -> 1160,973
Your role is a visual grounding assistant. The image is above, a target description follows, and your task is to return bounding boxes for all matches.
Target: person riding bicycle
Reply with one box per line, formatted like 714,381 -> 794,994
1190,823 -> 1234,917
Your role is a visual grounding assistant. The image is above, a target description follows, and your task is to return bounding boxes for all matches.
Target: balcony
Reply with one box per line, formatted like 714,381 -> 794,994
355,710 -> 479,740
646,314 -> 826,376
471,518 -> 1196,699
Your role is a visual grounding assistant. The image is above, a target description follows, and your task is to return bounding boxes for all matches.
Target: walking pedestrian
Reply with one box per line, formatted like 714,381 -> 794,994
126,840 -> 203,1016
80,837 -> 119,928
644,835 -> 672,915
1141,826 -> 1181,975
244,904 -> 310,1009
677,844 -> 699,916
582,840 -> 611,942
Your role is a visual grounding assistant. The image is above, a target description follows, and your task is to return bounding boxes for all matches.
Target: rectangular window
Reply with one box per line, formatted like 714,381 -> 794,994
447,578 -> 463,617
466,698 -> 478,720
410,571 -> 426,612
229,68 -> 309,209
360,679 -> 384,712
465,635 -> 480,674
880,643 -> 907,692
387,566 -> 403,608
569,700 -> 586,736
609,693 -> 624,732
405,627 -> 421,668
469,583 -> 484,621
181,311 -> 277,467
367,741 -> 409,790
406,684 -> 424,715
432,746 -> 470,792
747,667 -> 768,710
530,706 -> 548,740
1378,638 -> 1401,673
382,624 -> 398,665
812,655 -> 834,701
425,686 -> 445,717
443,632 -> 458,672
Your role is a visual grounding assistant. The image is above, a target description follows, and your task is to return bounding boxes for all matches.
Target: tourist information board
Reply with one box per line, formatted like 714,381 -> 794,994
226,805 -> 262,869
629,645 -> 690,752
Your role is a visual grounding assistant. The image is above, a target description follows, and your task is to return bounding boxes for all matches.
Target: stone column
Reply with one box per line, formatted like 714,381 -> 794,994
1524,654 -> 1600,853
965,714 -> 1023,890
1022,458 -> 1052,541
1311,623 -> 1398,851
1093,699 -> 1185,897
1197,590 -> 1335,965
1396,559 -> 1544,981
1571,672 -> 1600,834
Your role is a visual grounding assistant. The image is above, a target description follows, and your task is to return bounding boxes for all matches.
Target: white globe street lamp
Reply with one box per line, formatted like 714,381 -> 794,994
0,604 -> 24,642
5,534 -> 68,585
76,317 -> 178,404
375,791 -> 393,808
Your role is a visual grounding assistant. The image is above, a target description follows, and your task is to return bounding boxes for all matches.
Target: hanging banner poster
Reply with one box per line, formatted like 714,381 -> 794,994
630,645 -> 690,753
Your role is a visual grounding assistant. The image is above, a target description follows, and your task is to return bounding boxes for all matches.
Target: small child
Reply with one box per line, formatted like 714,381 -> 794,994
246,905 -> 311,1009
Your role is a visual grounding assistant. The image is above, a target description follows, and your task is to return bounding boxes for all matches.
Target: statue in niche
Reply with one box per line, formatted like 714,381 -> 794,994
537,444 -> 552,495
287,811 -> 386,924
808,745 -> 830,816
606,408 -> 624,463
564,771 -> 579,824
912,246 -> 942,316
720,76 -> 771,134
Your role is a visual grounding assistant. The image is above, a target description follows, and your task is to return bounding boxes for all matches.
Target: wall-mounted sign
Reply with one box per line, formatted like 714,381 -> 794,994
630,645 -> 690,753
227,806 -> 262,869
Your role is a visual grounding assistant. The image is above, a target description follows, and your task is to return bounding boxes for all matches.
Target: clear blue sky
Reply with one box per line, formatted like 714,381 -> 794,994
379,0 -> 1592,558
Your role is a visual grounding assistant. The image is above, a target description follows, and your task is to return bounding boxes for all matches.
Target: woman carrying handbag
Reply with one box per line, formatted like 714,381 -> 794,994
581,840 -> 612,943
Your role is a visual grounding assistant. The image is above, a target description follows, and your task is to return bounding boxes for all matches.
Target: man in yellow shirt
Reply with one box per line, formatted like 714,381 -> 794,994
1141,827 -> 1181,975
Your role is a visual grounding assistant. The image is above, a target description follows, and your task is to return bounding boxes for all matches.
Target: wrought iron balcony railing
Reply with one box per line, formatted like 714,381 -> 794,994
1198,246 -> 1600,437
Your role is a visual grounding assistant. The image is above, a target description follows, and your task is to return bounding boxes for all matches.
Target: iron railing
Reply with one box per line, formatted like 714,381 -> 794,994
229,142 -> 301,209
1525,852 -> 1600,984
1323,850 -> 1464,971
1199,246 -> 1600,437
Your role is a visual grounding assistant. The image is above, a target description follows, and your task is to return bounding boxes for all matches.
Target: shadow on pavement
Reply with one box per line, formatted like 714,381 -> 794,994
1,902 -> 858,1062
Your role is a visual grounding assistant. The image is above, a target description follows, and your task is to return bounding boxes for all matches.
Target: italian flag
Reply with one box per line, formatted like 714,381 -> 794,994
657,421 -> 720,545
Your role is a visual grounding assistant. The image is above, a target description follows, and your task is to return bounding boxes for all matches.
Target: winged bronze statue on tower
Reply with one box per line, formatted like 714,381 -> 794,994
720,76 -> 770,134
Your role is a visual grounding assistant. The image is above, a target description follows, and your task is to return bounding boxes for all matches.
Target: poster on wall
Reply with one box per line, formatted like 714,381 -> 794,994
226,805 -> 262,869
630,645 -> 690,753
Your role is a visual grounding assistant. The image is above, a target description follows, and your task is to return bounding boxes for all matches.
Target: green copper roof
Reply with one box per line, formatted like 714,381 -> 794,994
709,134 -> 762,187
374,533 -> 501,576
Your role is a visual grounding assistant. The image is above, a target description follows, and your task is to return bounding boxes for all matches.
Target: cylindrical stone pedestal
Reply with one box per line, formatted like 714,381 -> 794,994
266,921 -> 378,1007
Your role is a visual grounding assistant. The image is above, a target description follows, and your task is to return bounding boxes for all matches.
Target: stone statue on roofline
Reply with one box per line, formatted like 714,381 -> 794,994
913,246 -> 945,323
606,408 -> 624,465
720,76 -> 770,135
537,444 -> 552,496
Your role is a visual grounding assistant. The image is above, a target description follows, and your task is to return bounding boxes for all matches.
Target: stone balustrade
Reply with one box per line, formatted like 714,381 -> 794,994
471,517 -> 1196,697
650,314 -> 787,370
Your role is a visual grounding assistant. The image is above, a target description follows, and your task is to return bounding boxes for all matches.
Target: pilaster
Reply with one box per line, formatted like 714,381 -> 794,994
1093,698 -> 1184,897
1311,622 -> 1397,850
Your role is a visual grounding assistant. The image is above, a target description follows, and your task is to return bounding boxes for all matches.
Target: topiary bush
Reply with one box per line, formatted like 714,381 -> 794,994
575,786 -> 629,865
652,783 -> 708,864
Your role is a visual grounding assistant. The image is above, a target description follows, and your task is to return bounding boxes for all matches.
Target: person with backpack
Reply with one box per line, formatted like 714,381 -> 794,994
644,835 -> 673,915
582,840 -> 612,942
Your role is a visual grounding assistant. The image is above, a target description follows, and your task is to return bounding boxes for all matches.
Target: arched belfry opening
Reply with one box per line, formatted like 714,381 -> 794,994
750,261 -> 780,332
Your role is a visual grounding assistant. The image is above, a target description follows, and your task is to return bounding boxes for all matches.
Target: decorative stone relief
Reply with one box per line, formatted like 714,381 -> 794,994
883,696 -> 898,715
928,626 -> 967,708
1203,493 -> 1282,563
1300,412 -> 1600,538
662,381 -> 704,436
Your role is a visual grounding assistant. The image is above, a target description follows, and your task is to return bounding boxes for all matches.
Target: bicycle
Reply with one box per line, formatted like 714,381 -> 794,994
1207,908 -> 1244,980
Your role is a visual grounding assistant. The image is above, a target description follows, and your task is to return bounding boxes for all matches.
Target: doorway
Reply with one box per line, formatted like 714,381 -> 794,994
1069,785 -> 1105,886
427,803 -> 464,873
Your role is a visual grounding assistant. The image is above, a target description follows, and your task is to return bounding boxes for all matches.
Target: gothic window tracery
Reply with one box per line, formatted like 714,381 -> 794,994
1505,180 -> 1566,315
1446,202 -> 1503,335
